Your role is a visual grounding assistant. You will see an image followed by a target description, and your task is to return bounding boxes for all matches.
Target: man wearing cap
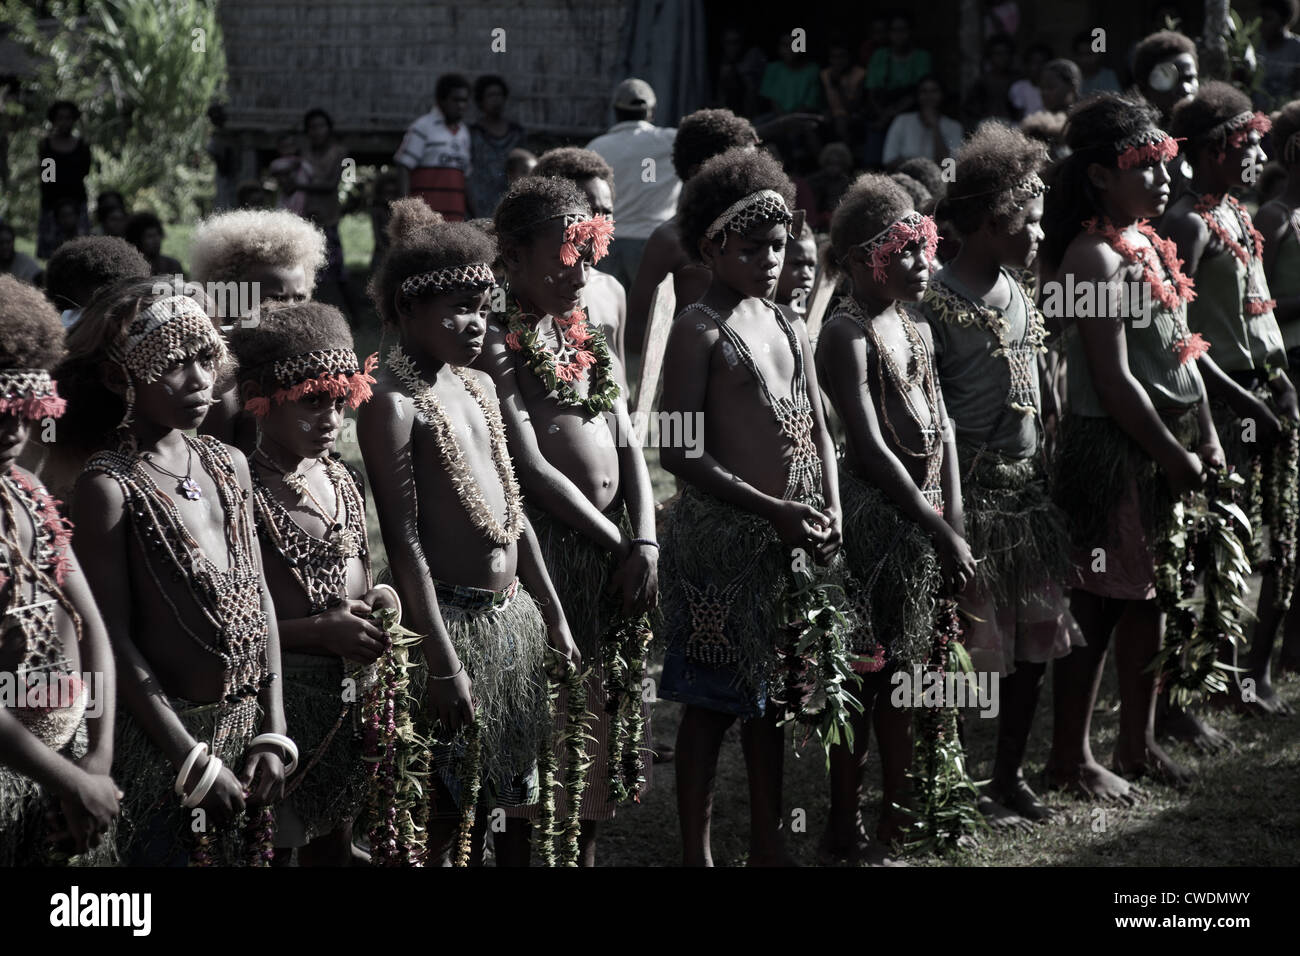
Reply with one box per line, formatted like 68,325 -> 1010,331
396,73 -> 474,221
585,78 -> 681,289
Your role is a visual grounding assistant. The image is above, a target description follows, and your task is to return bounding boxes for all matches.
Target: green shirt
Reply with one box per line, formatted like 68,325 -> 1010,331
865,48 -> 932,91
760,62 -> 824,112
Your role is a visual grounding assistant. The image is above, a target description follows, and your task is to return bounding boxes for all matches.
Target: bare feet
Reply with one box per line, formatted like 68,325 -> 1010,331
976,792 -> 1034,832
989,777 -> 1055,822
1112,738 -> 1193,789
1157,705 -> 1236,753
1238,678 -> 1294,717
1044,759 -> 1139,804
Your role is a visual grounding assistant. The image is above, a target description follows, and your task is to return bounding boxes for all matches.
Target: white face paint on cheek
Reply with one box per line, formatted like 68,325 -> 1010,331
298,419 -> 311,432
442,317 -> 456,330
162,383 -> 174,395
736,252 -> 753,264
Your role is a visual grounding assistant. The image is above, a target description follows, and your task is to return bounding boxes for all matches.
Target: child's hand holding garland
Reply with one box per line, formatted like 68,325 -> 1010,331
48,767 -> 122,854
547,620 -> 582,670
316,598 -> 389,664
241,747 -> 286,808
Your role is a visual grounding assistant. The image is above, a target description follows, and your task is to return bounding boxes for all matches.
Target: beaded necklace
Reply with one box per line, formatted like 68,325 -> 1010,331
1194,193 -> 1278,316
83,436 -> 269,747
684,300 -> 821,501
839,296 -> 944,512
387,346 -> 525,545
1084,216 -> 1208,364
251,455 -> 370,615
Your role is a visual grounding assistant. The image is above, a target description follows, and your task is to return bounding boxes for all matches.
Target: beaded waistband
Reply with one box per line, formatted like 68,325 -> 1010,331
433,576 -> 520,613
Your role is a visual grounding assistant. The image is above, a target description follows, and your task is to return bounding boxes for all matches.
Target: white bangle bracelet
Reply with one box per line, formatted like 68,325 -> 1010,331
183,755 -> 223,809
174,742 -> 210,797
371,583 -> 402,624
250,732 -> 299,776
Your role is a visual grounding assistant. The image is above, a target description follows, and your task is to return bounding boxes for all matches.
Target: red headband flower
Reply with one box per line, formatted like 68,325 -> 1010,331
560,215 -> 615,266
245,352 -> 379,418
1117,134 -> 1181,170
862,212 -> 939,283
1227,112 -> 1272,149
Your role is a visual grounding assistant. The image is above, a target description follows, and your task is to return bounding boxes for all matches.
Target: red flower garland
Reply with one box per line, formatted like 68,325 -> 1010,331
506,308 -> 600,383
1085,217 -> 1207,364
8,466 -> 74,585
1194,194 -> 1277,316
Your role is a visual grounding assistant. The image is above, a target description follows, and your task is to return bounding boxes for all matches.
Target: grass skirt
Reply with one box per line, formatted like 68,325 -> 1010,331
275,653 -> 374,847
415,581 -> 550,814
112,695 -> 262,866
838,467 -> 940,670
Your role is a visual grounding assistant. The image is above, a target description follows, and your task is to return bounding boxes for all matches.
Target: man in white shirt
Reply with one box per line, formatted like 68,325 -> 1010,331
395,74 -> 474,221
585,79 -> 680,289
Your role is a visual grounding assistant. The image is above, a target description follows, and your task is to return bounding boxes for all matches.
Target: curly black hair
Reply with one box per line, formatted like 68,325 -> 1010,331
368,198 -> 498,326
1170,79 -> 1256,162
0,275 -> 66,371
1133,29 -> 1197,90
943,121 -> 1048,236
826,173 -> 913,277
533,148 -> 615,196
895,157 -> 946,203
228,301 -> 355,392
123,211 -> 164,248
493,175 -> 591,253
890,172 -> 932,212
44,236 -> 151,311
672,108 -> 759,181
1272,100 -> 1300,166
1020,110 -> 1068,147
1041,92 -> 1163,272
474,73 -> 509,104
677,148 -> 796,263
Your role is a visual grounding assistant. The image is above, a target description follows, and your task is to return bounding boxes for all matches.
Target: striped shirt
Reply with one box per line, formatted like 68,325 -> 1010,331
394,107 -> 472,175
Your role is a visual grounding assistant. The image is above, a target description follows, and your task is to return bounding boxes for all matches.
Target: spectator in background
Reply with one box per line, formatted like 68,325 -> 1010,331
37,100 -> 92,258
0,222 -> 43,286
822,42 -> 867,148
467,74 -> 528,218
1133,29 -> 1199,126
395,73 -> 473,220
859,16 -> 891,72
1009,42 -> 1054,119
300,109 -> 349,278
94,191 -> 127,238
585,78 -> 680,289
236,179 -> 271,209
806,141 -> 853,231
1039,57 -> 1082,113
1258,0 -> 1300,108
206,101 -> 240,213
715,26 -> 767,117
505,148 -> 537,183
865,13 -> 933,166
47,199 -> 83,257
123,211 -> 184,277
269,131 -> 312,215
1073,30 -> 1121,94
370,170 -> 401,274
1020,109 -> 1069,160
963,33 -> 1018,127
883,75 -> 963,166
760,34 -> 823,114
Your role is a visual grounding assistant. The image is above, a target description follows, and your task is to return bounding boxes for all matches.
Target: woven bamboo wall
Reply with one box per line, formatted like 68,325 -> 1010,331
218,0 -> 630,137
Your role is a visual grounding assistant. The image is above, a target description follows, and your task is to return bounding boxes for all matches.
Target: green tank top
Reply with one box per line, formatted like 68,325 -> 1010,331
1264,202 -> 1300,350
1186,247 -> 1285,372
1065,299 -> 1204,417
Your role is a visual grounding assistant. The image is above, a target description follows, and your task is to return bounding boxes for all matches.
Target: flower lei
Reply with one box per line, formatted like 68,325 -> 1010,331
602,616 -> 653,804
1152,468 -> 1253,706
531,650 -> 595,866
897,599 -> 985,856
1193,194 -> 1277,316
1084,217 -> 1207,364
451,721 -> 482,867
188,807 -> 277,866
387,346 -> 525,546
772,557 -> 863,765
1268,418 -> 1300,610
503,301 -> 622,414
363,607 -> 430,866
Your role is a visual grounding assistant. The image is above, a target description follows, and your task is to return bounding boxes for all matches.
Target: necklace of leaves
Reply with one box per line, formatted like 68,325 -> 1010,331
387,345 -> 525,546
503,297 -> 621,414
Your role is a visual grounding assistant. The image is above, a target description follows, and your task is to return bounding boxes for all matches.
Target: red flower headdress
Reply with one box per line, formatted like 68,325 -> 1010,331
560,214 -> 615,266
1115,129 -> 1183,170
245,349 -> 379,417
857,211 -> 940,283
0,370 -> 66,421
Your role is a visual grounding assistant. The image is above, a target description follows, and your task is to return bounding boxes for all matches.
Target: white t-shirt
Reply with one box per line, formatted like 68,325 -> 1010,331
1009,79 -> 1043,117
882,113 -> 964,166
395,106 -> 472,174
585,120 -> 680,240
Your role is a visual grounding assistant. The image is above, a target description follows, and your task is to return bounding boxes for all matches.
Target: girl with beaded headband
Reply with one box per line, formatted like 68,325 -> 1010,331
1255,98 -> 1300,680
1041,92 -> 1224,800
361,198 -> 578,866
0,275 -> 123,866
656,147 -> 853,866
1162,81 -> 1299,719
484,173 -> 656,865
68,280 -> 291,865
227,300 -> 396,865
816,174 -> 977,859
919,122 -> 1084,831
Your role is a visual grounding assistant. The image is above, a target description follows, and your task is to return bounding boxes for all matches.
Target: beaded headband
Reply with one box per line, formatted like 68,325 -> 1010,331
399,262 -> 496,298
112,295 -> 229,384
704,189 -> 794,249
1114,129 -> 1181,170
244,348 -> 379,418
1204,110 -> 1272,149
855,211 -> 940,283
0,369 -> 66,421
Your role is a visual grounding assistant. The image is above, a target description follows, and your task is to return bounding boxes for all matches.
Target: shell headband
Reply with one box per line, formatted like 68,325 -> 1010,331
244,348 -> 379,418
0,369 -> 66,421
1204,110 -> 1272,149
400,262 -> 496,298
1114,129 -> 1182,170
856,211 -> 940,283
704,189 -> 793,249
112,295 -> 229,384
